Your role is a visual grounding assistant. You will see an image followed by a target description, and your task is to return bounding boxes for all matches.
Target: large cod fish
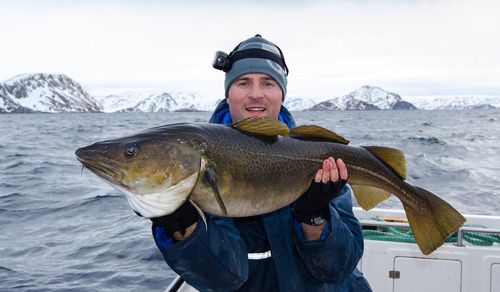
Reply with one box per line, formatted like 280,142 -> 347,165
75,117 -> 465,255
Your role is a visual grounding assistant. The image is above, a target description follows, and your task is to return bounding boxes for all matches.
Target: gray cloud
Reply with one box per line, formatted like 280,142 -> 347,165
1,0 -> 499,99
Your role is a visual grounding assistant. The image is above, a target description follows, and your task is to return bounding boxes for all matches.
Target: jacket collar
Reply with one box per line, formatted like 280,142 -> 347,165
208,99 -> 296,128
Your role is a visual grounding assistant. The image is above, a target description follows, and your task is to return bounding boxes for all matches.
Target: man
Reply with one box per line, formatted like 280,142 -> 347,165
152,35 -> 372,291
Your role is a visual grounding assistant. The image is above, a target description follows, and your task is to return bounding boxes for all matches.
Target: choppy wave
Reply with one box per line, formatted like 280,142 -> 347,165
1,110 -> 499,291
0,192 -> 24,201
404,136 -> 445,145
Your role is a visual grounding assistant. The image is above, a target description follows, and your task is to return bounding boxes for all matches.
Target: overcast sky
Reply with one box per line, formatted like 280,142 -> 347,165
1,0 -> 499,100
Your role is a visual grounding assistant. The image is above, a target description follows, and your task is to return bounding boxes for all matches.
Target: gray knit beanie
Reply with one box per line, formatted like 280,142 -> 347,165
221,35 -> 288,99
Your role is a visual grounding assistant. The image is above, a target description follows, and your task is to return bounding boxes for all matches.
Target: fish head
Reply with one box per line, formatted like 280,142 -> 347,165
75,134 -> 202,218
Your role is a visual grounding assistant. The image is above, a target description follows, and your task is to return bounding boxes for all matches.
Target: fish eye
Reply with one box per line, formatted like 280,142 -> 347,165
124,145 -> 138,157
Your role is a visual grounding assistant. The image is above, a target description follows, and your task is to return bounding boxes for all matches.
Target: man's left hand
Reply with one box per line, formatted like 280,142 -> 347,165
314,156 -> 348,184
293,157 -> 348,240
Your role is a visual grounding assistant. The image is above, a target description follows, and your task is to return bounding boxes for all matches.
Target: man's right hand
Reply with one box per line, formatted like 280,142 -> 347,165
149,201 -> 199,242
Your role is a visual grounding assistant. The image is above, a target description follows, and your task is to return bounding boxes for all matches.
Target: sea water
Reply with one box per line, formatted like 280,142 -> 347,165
1,110 -> 499,291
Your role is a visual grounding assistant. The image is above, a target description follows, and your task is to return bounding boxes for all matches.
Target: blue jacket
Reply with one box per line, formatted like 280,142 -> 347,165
153,100 -> 372,291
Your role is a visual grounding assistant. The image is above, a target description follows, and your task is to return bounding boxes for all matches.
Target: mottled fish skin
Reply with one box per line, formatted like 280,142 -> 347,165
119,122 -> 426,217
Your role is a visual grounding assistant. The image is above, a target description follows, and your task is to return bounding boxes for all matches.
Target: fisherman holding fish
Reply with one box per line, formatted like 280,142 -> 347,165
76,34 -> 465,290
151,35 -> 372,291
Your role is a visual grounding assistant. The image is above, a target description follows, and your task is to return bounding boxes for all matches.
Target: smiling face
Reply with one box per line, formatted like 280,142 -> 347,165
226,73 -> 283,122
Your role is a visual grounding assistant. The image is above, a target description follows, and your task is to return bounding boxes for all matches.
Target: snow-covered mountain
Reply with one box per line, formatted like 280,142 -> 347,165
1,73 -> 498,113
405,96 -> 500,110
93,90 -> 219,113
0,73 -> 101,113
283,97 -> 319,111
309,85 -> 417,111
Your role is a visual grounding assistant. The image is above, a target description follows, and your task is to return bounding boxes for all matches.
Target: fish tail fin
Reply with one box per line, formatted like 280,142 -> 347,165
403,186 -> 465,255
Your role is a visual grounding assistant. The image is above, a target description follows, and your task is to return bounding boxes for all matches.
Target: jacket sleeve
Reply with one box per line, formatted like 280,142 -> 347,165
293,185 -> 364,283
153,215 -> 249,291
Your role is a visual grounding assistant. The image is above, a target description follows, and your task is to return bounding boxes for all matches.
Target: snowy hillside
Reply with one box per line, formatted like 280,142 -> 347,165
309,85 -> 417,110
93,90 -> 220,113
405,96 -> 500,110
283,97 -> 319,111
0,73 -> 101,113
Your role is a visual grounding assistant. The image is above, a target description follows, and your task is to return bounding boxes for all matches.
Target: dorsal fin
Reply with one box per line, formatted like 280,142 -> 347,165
350,184 -> 392,210
290,125 -> 349,145
362,146 -> 406,179
232,117 -> 290,137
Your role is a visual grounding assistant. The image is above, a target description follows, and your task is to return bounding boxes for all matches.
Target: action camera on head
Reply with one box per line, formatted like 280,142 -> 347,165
212,51 -> 231,72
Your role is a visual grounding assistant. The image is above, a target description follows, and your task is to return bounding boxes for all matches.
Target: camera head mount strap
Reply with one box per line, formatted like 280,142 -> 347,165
213,34 -> 289,76
227,48 -> 288,75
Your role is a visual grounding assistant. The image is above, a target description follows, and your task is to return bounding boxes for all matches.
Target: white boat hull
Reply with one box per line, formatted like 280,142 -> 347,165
166,207 -> 500,292
355,208 -> 500,292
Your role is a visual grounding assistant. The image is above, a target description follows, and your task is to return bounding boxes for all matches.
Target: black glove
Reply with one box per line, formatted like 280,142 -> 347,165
292,179 -> 347,225
149,201 -> 199,238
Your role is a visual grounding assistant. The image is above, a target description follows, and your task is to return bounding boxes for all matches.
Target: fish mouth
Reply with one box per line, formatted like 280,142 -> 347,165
76,157 -> 126,186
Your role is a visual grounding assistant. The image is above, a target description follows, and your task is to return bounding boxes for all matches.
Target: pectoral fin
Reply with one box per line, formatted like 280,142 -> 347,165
204,165 -> 228,216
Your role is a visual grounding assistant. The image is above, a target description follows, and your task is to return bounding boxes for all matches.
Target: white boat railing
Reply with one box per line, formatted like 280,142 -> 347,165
359,219 -> 500,247
166,276 -> 185,292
